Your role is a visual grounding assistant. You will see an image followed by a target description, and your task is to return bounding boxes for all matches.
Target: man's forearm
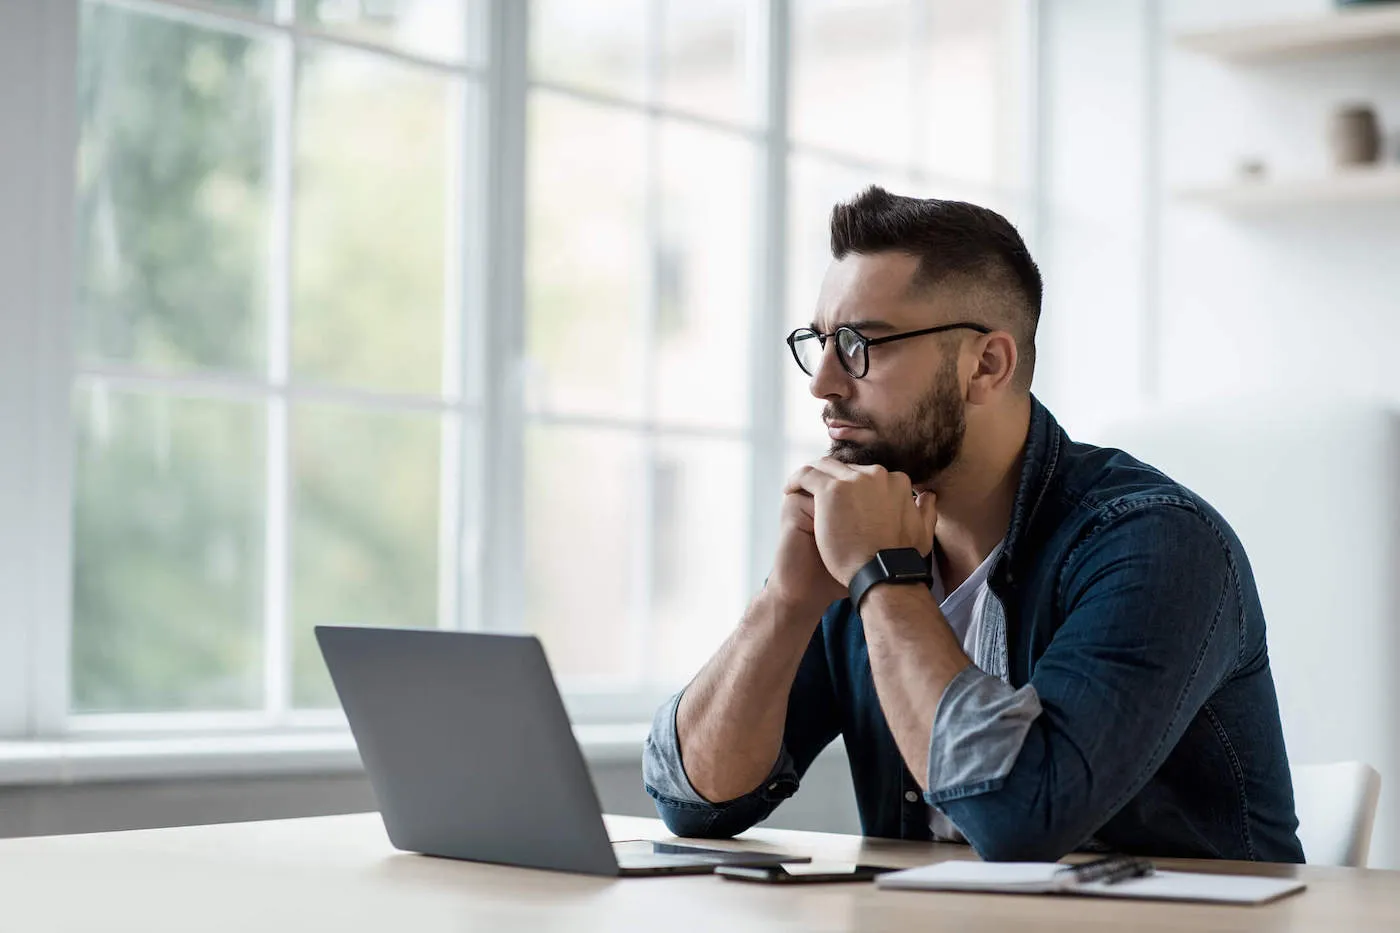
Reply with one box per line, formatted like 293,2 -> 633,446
675,588 -> 822,803
860,584 -> 971,789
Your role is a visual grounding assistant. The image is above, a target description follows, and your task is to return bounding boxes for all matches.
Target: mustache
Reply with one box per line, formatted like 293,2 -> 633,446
823,403 -> 874,428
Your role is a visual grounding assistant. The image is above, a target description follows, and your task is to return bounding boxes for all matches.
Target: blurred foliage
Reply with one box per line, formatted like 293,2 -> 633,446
290,406 -> 439,708
72,389 -> 266,712
291,47 -> 447,394
75,5 -> 271,372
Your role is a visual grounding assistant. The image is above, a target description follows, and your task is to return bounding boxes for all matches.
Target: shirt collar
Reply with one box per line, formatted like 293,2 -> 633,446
997,394 -> 1064,576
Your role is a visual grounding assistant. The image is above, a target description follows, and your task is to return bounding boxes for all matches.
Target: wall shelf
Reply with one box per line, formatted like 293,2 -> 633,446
1175,165 -> 1400,209
1174,5 -> 1400,62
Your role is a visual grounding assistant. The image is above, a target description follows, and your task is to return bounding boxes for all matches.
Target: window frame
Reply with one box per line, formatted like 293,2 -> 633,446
0,0 -> 79,738
0,0 -> 1042,742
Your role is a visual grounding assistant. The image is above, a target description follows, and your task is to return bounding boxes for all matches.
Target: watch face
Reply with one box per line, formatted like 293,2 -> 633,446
877,548 -> 928,579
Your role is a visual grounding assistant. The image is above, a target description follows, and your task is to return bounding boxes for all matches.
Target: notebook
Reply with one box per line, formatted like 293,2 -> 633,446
877,860 -> 1306,906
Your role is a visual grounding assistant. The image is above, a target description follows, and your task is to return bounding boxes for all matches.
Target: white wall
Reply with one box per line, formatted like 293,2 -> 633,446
1036,0 -> 1154,438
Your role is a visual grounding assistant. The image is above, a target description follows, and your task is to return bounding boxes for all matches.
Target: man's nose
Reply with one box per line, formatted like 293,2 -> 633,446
809,338 -> 852,401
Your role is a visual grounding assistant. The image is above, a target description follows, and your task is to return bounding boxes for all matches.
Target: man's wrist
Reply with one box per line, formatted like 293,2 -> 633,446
753,584 -> 829,631
861,584 -> 970,685
861,581 -> 937,619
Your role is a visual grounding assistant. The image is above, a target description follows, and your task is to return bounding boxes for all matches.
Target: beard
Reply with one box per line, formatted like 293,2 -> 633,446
826,353 -> 966,485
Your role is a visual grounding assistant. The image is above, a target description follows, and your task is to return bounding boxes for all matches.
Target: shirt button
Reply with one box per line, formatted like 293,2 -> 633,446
768,783 -> 779,792
905,790 -> 920,803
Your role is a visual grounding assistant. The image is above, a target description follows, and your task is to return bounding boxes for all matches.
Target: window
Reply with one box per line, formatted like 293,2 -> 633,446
1,0 -> 1035,738
70,0 -> 484,725
523,0 -> 760,697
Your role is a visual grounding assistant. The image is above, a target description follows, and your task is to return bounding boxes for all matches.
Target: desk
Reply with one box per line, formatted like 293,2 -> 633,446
0,813 -> 1394,931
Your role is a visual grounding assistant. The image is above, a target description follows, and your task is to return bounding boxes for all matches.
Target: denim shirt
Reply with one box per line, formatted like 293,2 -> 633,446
644,397 -> 1304,863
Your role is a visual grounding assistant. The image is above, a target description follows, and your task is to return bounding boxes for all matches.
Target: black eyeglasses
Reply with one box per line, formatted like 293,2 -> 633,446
786,322 -> 992,379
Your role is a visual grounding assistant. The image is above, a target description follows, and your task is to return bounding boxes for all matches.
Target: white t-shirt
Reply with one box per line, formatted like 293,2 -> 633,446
930,540 -> 1005,660
926,540 -> 1005,841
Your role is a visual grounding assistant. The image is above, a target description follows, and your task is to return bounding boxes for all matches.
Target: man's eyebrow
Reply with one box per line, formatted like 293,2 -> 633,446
810,319 -> 898,333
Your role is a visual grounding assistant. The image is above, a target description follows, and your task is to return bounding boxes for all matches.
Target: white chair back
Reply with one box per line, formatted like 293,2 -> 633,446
1293,761 -> 1382,867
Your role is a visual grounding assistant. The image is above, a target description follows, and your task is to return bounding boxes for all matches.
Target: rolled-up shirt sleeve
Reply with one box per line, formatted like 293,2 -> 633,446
643,691 -> 801,806
642,689 -> 804,838
642,691 -> 708,804
642,618 -> 841,838
925,664 -> 1042,801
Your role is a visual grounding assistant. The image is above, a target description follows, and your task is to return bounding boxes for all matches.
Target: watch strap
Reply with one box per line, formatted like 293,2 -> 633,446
848,548 -> 932,611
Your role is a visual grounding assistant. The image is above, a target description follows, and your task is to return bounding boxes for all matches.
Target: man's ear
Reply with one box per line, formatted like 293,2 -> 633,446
966,331 -> 1018,403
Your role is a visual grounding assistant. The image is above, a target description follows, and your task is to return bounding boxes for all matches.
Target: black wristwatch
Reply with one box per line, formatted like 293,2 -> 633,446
848,548 -> 932,611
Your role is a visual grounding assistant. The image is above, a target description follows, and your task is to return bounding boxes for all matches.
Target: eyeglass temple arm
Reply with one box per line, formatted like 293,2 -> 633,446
862,323 -> 993,347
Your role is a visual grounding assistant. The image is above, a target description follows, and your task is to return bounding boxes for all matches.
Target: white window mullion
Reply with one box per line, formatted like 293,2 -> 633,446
264,383 -> 291,723
438,412 -> 466,633
439,70 -> 468,633
94,0 -> 487,81
0,0 -> 79,737
451,0 -> 492,634
478,0 -> 529,635
628,0 -> 666,684
27,0 -> 80,739
746,0 -> 790,597
263,0 -> 297,724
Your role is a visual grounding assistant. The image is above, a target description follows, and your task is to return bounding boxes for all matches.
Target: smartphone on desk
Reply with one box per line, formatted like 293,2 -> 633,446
715,861 -> 896,884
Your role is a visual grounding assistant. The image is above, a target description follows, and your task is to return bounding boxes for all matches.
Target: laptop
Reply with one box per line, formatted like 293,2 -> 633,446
315,625 -> 808,876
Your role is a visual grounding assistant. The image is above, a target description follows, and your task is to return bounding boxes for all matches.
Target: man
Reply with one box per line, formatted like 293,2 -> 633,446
643,186 -> 1304,862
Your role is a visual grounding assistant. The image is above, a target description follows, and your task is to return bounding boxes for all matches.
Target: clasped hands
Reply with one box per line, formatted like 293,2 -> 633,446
784,458 -> 938,587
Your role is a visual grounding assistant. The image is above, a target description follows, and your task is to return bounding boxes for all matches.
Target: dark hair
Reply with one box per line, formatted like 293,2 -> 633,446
830,185 -> 1043,389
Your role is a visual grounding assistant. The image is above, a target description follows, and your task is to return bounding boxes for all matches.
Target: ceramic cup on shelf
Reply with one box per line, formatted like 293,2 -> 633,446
1234,157 -> 1268,182
1329,104 -> 1382,167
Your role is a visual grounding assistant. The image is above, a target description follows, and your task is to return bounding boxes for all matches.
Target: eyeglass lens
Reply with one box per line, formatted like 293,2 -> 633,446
792,328 -> 865,377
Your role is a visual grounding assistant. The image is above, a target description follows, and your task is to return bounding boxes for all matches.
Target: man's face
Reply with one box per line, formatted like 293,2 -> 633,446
808,253 -> 968,485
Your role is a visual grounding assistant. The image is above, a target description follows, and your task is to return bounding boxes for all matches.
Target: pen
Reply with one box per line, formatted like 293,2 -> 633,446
1062,856 -> 1156,886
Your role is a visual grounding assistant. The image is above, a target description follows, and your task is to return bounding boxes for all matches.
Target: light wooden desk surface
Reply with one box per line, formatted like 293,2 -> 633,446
0,812 -> 1395,932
